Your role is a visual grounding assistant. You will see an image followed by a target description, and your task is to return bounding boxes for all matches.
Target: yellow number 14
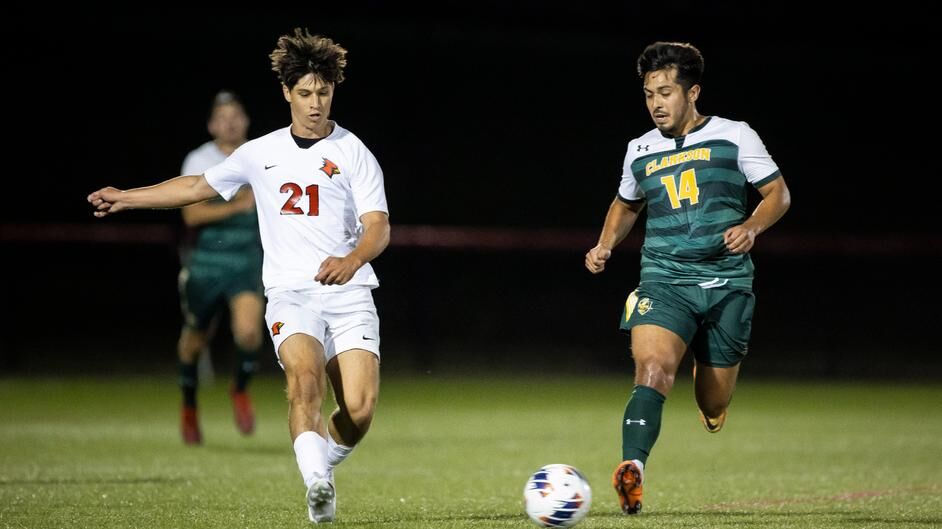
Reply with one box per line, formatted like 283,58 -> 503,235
659,169 -> 700,209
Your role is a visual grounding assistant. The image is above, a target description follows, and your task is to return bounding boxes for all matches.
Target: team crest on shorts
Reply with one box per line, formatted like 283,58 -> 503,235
271,322 -> 285,336
637,298 -> 653,315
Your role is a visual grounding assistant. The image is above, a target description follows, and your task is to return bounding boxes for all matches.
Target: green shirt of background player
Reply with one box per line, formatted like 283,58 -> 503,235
177,92 -> 264,445
585,42 -> 791,515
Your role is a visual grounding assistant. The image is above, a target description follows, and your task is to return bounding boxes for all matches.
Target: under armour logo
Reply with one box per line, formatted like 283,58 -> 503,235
625,419 -> 647,426
637,145 -> 649,152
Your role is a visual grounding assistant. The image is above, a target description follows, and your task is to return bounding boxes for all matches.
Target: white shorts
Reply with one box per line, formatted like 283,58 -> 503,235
265,286 -> 380,365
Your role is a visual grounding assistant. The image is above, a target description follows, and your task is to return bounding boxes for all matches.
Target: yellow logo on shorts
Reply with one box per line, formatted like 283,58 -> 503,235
637,298 -> 652,315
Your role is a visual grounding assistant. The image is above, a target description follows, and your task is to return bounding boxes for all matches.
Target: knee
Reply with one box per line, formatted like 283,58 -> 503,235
285,369 -> 322,405
696,392 -> 730,417
633,357 -> 678,393
343,391 -> 377,430
233,326 -> 263,351
635,357 -> 674,382
177,330 -> 205,362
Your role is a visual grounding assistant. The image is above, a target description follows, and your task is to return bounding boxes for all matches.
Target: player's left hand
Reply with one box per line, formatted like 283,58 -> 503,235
723,225 -> 757,254
315,255 -> 364,285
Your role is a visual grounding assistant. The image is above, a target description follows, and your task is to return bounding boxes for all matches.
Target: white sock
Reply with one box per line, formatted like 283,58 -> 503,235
326,432 -> 355,470
631,459 -> 645,480
293,431 -> 328,488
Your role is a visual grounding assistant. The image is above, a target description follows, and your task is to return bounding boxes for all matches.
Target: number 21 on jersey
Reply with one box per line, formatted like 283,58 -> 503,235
280,183 -> 319,216
659,169 -> 700,209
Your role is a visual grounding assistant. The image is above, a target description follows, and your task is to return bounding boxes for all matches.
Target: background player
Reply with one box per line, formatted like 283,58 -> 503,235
585,41 -> 791,515
176,90 -> 263,445
88,28 -> 390,524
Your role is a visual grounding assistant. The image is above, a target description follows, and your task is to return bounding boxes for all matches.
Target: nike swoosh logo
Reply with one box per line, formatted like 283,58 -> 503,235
362,336 -> 375,341
265,164 -> 278,170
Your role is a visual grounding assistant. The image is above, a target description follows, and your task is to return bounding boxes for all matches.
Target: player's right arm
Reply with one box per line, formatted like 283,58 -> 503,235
87,174 -> 220,218
181,187 -> 255,227
585,198 -> 645,274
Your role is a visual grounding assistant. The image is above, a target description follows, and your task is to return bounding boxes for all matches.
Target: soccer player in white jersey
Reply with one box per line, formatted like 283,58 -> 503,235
585,42 -> 791,514
88,28 -> 389,524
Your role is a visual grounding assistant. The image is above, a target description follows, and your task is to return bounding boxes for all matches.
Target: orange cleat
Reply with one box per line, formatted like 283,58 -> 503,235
181,406 -> 202,445
698,409 -> 727,433
612,460 -> 643,515
230,388 -> 255,435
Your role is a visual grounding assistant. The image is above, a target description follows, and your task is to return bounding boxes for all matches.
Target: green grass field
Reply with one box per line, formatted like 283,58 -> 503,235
1,375 -> 940,528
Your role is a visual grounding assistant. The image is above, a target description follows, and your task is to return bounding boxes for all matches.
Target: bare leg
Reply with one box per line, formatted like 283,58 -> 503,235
278,334 -> 329,441
178,327 -> 208,364
693,361 -> 739,425
630,324 -> 688,396
229,292 -> 264,351
326,349 -> 379,446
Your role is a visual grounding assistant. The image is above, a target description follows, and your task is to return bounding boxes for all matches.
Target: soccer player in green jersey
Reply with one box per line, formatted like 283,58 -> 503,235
177,91 -> 263,445
585,42 -> 791,514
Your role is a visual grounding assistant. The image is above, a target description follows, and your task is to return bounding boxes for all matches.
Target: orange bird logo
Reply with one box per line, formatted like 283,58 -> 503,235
320,158 -> 340,177
271,322 -> 285,336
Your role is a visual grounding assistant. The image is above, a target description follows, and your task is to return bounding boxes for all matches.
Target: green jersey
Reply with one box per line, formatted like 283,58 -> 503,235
617,117 -> 781,289
181,141 -> 261,272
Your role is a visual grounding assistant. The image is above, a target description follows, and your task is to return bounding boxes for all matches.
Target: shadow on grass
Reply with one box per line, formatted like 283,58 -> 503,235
590,510 -> 942,526
204,444 -> 287,456
342,512 -> 525,525
0,477 -> 185,486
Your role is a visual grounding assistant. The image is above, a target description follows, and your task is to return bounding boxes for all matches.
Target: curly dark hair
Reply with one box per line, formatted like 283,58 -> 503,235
637,42 -> 704,91
270,28 -> 348,89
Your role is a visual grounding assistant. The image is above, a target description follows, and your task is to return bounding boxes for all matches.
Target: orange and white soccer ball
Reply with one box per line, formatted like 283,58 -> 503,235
523,464 -> 592,528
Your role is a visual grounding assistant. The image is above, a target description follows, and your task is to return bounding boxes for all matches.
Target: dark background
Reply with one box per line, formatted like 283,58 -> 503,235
2,4 -> 938,378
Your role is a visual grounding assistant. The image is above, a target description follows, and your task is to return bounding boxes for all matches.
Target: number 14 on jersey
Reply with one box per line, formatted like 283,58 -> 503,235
659,169 -> 700,209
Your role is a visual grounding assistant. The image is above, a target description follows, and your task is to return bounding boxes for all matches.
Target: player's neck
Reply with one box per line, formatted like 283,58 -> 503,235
215,139 -> 244,156
291,121 -> 334,140
674,110 -> 705,137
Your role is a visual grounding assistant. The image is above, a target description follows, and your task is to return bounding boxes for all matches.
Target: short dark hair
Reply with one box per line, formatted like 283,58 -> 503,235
637,42 -> 704,91
207,90 -> 245,120
270,28 -> 348,90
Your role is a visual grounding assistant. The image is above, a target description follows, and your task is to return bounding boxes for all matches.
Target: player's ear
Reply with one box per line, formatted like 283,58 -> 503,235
282,84 -> 292,102
687,84 -> 701,103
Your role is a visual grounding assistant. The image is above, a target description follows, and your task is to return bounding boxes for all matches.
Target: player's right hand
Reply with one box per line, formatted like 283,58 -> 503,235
585,244 -> 612,274
87,187 -> 126,218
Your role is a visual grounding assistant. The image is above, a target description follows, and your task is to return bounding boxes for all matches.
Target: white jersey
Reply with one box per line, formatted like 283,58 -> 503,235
182,141 -> 227,174
204,122 -> 388,294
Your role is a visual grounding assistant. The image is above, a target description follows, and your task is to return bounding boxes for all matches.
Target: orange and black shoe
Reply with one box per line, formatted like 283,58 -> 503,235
181,406 -> 202,445
612,460 -> 643,515
230,387 -> 255,435
698,409 -> 727,433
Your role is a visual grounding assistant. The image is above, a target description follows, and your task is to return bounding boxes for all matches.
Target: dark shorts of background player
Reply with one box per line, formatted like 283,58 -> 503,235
179,264 -> 263,331
619,282 -> 756,367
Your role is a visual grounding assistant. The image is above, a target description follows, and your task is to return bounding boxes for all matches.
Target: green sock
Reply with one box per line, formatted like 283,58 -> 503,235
621,385 -> 666,464
233,347 -> 258,392
178,361 -> 198,407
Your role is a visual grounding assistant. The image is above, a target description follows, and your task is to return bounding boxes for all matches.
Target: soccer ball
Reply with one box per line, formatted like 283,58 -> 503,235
523,464 -> 592,528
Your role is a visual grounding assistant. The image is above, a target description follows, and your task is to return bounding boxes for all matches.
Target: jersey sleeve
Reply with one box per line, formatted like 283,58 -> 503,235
738,122 -> 781,188
203,146 -> 250,201
350,142 -> 389,218
617,140 -> 646,203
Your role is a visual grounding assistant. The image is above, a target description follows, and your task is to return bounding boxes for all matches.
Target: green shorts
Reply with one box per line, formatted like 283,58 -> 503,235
619,282 -> 756,367
178,264 -> 263,331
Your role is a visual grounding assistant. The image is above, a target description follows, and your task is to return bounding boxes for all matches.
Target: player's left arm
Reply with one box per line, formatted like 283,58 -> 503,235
724,176 -> 791,254
315,211 -> 391,286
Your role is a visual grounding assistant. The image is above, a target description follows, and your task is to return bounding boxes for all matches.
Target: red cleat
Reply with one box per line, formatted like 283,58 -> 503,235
181,406 -> 202,445
612,460 -> 643,515
230,388 -> 255,435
